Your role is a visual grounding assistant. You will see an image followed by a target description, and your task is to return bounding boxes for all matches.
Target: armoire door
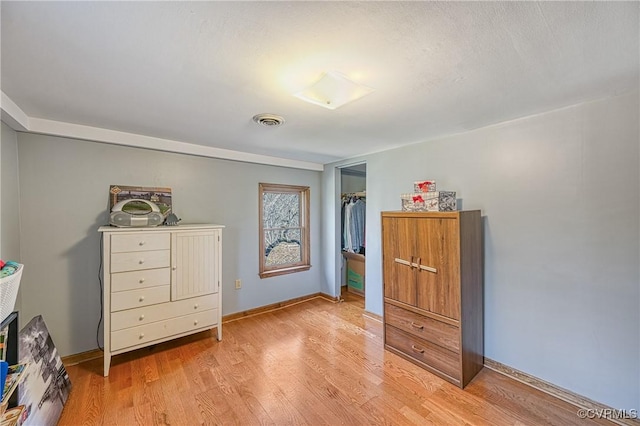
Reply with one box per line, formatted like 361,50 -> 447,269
382,217 -> 416,306
171,230 -> 219,301
414,217 -> 461,320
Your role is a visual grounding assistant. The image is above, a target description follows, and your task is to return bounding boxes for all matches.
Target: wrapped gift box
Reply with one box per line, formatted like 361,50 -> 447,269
414,180 -> 437,193
401,191 -> 457,212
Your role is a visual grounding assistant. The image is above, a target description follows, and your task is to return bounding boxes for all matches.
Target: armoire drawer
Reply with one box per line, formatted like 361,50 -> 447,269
110,250 -> 170,273
111,309 -> 217,351
111,294 -> 219,331
385,325 -> 460,381
110,233 -> 170,253
111,267 -> 170,292
111,285 -> 170,312
385,303 -> 460,353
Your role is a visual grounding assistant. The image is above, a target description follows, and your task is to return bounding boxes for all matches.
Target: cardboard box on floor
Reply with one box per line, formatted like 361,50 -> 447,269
343,252 -> 365,296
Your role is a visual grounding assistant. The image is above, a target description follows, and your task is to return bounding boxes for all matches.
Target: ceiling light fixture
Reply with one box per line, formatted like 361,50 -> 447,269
252,113 -> 285,127
294,71 -> 374,110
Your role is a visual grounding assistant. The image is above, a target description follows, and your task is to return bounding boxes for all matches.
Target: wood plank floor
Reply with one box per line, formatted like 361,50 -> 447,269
58,292 -> 611,425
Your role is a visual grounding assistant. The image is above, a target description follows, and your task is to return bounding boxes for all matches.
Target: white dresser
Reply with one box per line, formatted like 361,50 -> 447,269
99,224 -> 223,376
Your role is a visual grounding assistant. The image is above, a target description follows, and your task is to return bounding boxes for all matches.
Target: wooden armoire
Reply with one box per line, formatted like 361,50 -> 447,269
381,210 -> 483,388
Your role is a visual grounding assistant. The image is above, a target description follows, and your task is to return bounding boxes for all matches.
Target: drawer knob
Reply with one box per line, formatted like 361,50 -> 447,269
139,259 -> 145,264
411,344 -> 425,354
139,333 -> 145,339
139,241 -> 145,246
139,296 -> 145,302
194,320 -> 199,326
172,266 -> 177,271
139,315 -> 145,321
410,322 -> 424,330
139,278 -> 145,284
194,304 -> 199,309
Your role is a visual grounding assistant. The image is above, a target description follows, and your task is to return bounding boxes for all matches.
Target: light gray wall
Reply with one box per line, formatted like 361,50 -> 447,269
341,172 -> 366,194
1,123 -> 21,261
16,133 -> 325,357
323,91 -> 639,410
1,122 -> 22,315
321,166 -> 340,296
0,124 -> 2,261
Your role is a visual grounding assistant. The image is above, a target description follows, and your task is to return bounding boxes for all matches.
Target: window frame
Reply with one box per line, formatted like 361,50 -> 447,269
258,182 -> 311,279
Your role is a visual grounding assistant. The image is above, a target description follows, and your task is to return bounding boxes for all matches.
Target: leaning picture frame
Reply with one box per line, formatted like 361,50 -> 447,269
18,316 -> 71,426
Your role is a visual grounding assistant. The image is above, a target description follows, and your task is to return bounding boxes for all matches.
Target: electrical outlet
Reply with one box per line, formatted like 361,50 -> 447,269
235,279 -> 242,289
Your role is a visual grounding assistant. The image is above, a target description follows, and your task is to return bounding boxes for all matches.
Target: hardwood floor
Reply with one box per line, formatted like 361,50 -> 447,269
58,292 -> 611,425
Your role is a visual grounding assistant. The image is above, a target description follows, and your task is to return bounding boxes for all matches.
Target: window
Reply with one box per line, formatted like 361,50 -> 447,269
259,183 -> 310,278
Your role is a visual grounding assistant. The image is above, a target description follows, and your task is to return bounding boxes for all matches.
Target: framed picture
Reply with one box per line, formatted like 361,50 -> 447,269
109,185 -> 172,218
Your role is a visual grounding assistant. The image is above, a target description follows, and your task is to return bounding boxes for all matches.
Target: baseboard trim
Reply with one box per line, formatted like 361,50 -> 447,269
222,292 -> 339,323
484,358 -> 639,426
319,292 -> 342,303
363,310 -> 383,322
62,348 -> 103,367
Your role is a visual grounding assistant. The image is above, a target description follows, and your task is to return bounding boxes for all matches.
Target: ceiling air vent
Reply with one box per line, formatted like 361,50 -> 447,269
252,113 -> 285,127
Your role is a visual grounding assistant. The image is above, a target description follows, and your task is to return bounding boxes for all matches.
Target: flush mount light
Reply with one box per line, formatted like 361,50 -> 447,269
294,71 -> 374,110
252,113 -> 285,127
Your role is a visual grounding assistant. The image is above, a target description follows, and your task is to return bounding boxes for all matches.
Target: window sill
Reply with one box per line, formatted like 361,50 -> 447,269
259,265 -> 311,279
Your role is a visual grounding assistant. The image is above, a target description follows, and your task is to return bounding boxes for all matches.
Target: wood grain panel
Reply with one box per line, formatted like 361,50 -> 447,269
382,215 -> 416,305
385,303 -> 460,352
385,325 -> 461,381
459,210 -> 484,387
384,298 -> 459,327
414,216 -> 460,320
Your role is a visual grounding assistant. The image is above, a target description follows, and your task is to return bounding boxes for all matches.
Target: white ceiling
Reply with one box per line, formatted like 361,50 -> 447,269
1,1 -> 638,169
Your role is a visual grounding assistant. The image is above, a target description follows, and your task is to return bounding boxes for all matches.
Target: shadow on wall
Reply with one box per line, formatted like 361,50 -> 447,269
63,211 -> 108,353
221,224 -> 241,316
481,214 -> 495,357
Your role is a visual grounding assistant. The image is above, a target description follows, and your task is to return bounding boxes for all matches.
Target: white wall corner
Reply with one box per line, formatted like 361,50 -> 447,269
1,92 -> 29,131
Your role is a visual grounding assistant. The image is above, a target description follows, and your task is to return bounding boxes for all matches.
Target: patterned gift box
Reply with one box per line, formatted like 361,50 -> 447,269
401,191 -> 457,212
413,180 -> 437,193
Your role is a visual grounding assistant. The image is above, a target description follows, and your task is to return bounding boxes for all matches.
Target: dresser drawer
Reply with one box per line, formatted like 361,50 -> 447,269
111,294 -> 219,331
111,285 -> 170,312
110,233 -> 170,253
111,268 -> 170,292
111,309 -> 217,351
385,325 -> 460,381
111,250 -> 170,273
385,303 -> 460,353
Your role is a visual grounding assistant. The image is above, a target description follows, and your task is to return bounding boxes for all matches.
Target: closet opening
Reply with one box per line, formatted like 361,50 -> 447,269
339,163 -> 366,301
